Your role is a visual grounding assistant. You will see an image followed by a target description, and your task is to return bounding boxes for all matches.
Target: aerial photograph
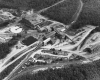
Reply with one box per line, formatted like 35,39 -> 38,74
1,0 -> 100,80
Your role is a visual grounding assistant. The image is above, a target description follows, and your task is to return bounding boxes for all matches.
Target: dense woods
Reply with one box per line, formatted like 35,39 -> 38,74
11,59 -> 100,80
0,35 -> 21,59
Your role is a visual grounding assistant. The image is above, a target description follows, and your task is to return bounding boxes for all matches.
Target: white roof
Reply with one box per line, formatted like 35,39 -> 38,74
10,26 -> 22,33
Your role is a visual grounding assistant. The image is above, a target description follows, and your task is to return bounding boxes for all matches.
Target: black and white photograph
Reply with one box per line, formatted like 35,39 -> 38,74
1,0 -> 100,80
